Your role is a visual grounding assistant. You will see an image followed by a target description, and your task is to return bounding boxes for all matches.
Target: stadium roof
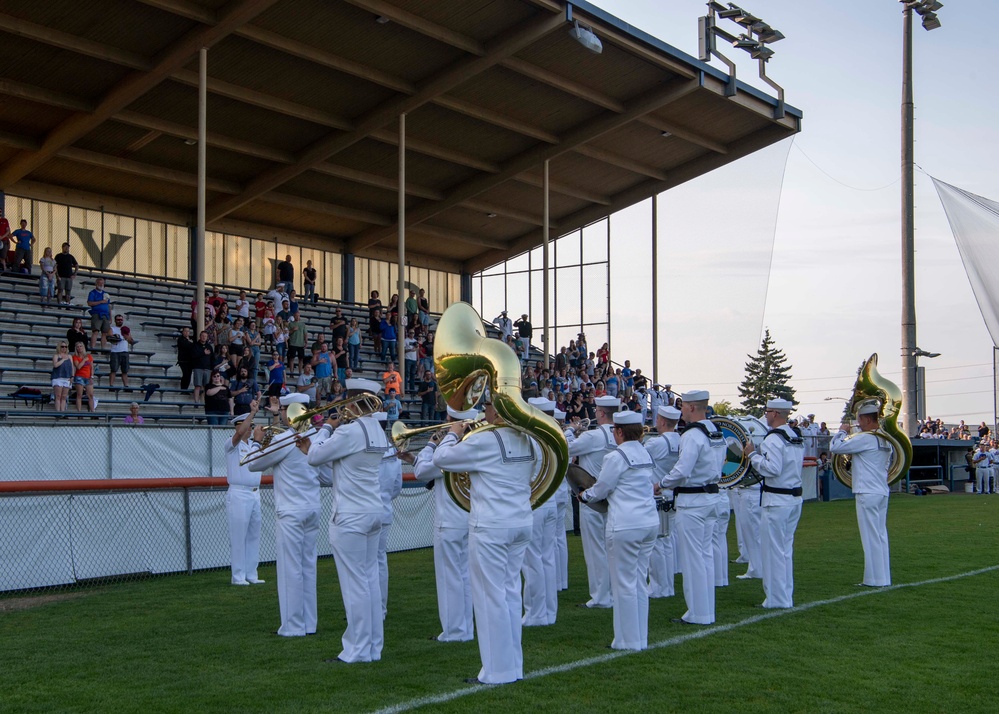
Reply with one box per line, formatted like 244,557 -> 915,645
0,0 -> 801,274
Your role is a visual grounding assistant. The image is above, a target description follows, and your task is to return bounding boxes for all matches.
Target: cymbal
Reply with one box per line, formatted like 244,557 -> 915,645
566,464 -> 607,514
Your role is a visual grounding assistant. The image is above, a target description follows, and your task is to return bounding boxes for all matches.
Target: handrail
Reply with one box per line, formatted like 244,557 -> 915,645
0,476 -> 273,493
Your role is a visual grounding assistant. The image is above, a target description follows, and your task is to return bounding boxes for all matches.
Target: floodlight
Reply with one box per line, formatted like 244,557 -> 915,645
569,20 -> 603,54
921,12 -> 941,30
752,22 -> 785,43
750,45 -> 775,61
733,36 -> 758,50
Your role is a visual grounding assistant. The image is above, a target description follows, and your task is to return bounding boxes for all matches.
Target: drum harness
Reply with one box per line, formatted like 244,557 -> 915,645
759,426 -> 805,503
672,422 -> 723,496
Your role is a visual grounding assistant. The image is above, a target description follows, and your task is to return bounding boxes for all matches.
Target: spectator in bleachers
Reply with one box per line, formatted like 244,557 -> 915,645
245,321 -> 262,376
124,402 -> 145,425
286,313 -> 306,373
380,313 -> 397,363
330,378 -> 346,403
296,362 -> 317,404
383,388 -> 401,427
405,289 -> 418,328
11,219 -> 34,273
107,314 -> 135,391
204,371 -> 233,426
232,290 -> 250,323
266,352 -> 286,398
261,302 -> 276,348
267,284 -> 288,315
230,316 -> 247,357
253,292 -> 266,329
513,313 -> 532,354
277,254 -> 295,293
230,366 -> 260,417
286,290 -> 300,317
176,326 -> 195,390
303,260 -> 317,304
51,341 -> 74,412
0,207 -> 10,271
311,341 -> 333,401
214,344 -> 234,379
277,299 -> 291,324
382,361 -> 404,397
347,318 -> 362,371
417,369 -> 438,423
87,277 -> 112,349
404,329 -> 419,393
54,242 -> 78,305
330,306 -> 348,343
38,247 -> 56,304
67,316 -> 87,354
192,331 -> 214,403
207,287 -> 226,313
72,341 -> 96,413
274,316 -> 288,362
332,336 -> 348,385
203,308 -> 217,345
387,293 -> 400,324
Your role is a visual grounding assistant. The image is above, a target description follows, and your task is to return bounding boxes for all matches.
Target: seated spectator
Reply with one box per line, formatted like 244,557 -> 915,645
124,402 -> 145,425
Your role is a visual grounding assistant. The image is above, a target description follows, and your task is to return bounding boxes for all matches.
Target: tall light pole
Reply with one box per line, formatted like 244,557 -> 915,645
900,0 -> 942,437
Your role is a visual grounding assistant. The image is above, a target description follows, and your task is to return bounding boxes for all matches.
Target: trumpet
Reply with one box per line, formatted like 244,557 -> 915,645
239,392 -> 383,466
390,417 -> 482,454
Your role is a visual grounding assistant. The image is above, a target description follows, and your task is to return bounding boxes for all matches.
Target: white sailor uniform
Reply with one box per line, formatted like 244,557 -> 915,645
522,436 -> 558,626
659,420 -> 726,625
554,428 -> 574,591
645,430 -> 680,598
308,416 -> 387,662
830,430 -> 892,587
246,432 -> 324,637
735,482 -> 763,579
569,423 -> 617,608
433,426 -> 536,685
581,441 -> 658,650
414,440 -> 474,642
377,442 -> 403,619
225,438 -> 263,585
749,424 -> 804,608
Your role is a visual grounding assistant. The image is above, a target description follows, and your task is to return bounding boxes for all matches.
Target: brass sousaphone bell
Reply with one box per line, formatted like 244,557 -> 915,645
433,302 -> 569,511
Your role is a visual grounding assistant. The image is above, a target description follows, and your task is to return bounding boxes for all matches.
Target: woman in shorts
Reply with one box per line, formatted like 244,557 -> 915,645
51,341 -> 74,412
71,341 -> 95,412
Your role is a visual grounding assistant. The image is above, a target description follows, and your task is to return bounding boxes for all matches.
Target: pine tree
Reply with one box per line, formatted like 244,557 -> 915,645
737,329 -> 797,417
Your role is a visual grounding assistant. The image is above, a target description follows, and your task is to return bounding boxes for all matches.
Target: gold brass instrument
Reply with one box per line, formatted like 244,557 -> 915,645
239,392 -> 383,466
832,354 -> 913,488
433,302 -> 569,511
390,417 -> 482,454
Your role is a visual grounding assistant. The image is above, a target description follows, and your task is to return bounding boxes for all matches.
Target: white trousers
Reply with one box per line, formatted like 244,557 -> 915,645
607,526 -> 657,650
275,507 -> 320,636
647,511 -> 675,598
330,511 -> 384,662
522,506 -> 558,626
730,489 -> 747,563
855,493 -> 891,587
433,524 -> 473,642
468,524 -> 532,684
976,465 -> 992,494
555,498 -> 569,590
761,503 -> 801,608
674,503 -> 715,624
738,488 -> 763,578
711,495 -> 730,587
226,487 -> 262,584
579,505 -> 612,607
378,521 -> 391,619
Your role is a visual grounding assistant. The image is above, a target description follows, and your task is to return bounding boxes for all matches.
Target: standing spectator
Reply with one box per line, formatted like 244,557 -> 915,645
418,288 -> 430,327
230,316 -> 247,358
382,361 -> 404,397
124,402 -> 145,425
513,313 -> 533,355
387,293 -> 400,324
266,352 -> 286,398
332,336 -> 348,385
11,219 -> 34,272
107,314 -> 135,390
383,389 -> 401,427
71,341 -> 96,412
267,284 -> 288,315
597,343 -> 610,366
277,299 -> 291,324
286,313 -> 307,373
51,341 -> 74,413
405,289 -> 419,328
403,329 -> 419,393
621,360 -> 635,398
192,330 -> 214,403
253,292 -> 266,329
230,366 -> 260,416
417,370 -> 438,423
87,277 -> 112,349
215,311 -> 233,351
0,207 -> 10,271
38,247 -> 56,304
67,317 -> 88,353
54,242 -> 78,305
277,254 -> 295,293
296,362 -> 317,405
274,316 -> 288,361
204,371 -> 233,426
245,321 -> 262,378
421,332 -> 434,374
380,313 -> 397,363
979,422 -> 990,440
214,344 -> 234,379
177,326 -> 195,390
207,286 -> 227,313
234,290 -> 251,321
493,311 -> 513,341
302,259 -> 317,304
368,290 -> 384,351
261,302 -> 276,348
286,290 -> 300,317
347,318 -> 362,371
312,342 -> 333,401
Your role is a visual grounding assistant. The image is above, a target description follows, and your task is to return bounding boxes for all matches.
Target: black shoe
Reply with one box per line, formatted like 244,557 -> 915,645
428,635 -> 440,641
324,657 -> 345,664
671,618 -> 696,626
463,678 -> 484,686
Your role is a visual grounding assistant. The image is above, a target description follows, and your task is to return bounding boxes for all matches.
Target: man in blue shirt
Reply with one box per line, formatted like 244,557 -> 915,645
86,277 -> 112,349
11,219 -> 34,273
621,360 -> 635,399
383,389 -> 401,427
311,342 -> 333,401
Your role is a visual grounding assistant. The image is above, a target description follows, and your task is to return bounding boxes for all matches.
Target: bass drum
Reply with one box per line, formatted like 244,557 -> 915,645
710,415 -> 768,489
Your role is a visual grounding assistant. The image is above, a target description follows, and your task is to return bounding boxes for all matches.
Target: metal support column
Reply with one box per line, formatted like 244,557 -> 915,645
195,47 -> 207,338
651,195 -> 659,385
901,6 -> 918,437
397,113 -> 406,345
543,160 -> 550,370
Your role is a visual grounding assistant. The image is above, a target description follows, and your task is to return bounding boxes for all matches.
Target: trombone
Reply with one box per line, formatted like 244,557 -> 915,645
239,392 -> 383,466
390,417 -> 482,454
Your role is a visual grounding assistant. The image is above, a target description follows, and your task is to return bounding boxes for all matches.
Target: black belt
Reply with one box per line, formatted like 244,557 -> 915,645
674,484 -> 719,495
762,484 -> 803,497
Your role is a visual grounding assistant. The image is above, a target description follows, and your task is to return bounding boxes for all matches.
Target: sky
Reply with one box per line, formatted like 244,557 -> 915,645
484,0 -> 999,428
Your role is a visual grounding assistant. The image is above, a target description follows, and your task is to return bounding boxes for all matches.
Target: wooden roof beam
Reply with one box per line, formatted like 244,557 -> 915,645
340,0 -> 486,55
411,224 -> 509,251
637,116 -> 728,154
347,76 -> 702,252
0,0 -> 281,189
204,11 -> 566,223
573,145 -> 667,181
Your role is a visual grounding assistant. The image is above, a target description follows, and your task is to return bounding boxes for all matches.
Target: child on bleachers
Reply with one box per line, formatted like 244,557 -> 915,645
254,293 -> 266,330
262,303 -> 276,348
266,352 -> 286,398
274,316 -> 288,363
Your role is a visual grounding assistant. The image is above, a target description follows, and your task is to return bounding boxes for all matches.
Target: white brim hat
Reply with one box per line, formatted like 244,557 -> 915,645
680,390 -> 709,402
765,398 -> 794,410
279,393 -> 310,406
345,378 -> 382,394
595,396 -> 621,408
613,410 -> 642,425
658,406 -> 681,420
229,413 -> 252,425
447,406 -> 479,420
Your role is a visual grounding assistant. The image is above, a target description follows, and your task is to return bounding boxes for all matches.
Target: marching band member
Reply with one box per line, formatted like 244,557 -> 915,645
308,378 -> 387,663
579,410 -> 658,650
710,472 -> 732,588
225,401 -> 264,586
830,402 -> 892,587
245,393 -> 324,636
522,398 -> 559,627
743,398 -> 804,608
553,408 -> 573,591
568,395 -> 621,608
432,391 -> 536,685
659,390 -> 726,625
645,405 -> 681,598
372,411 -> 403,619
734,479 -> 763,580
413,406 -> 477,642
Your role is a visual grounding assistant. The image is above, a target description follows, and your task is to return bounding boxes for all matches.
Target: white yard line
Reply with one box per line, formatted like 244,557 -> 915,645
369,564 -> 999,714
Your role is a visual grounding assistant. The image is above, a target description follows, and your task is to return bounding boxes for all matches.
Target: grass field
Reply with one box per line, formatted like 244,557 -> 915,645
3,495 -> 999,714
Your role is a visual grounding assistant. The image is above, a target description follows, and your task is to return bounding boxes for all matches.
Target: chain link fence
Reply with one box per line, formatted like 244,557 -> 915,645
0,423 -> 434,595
